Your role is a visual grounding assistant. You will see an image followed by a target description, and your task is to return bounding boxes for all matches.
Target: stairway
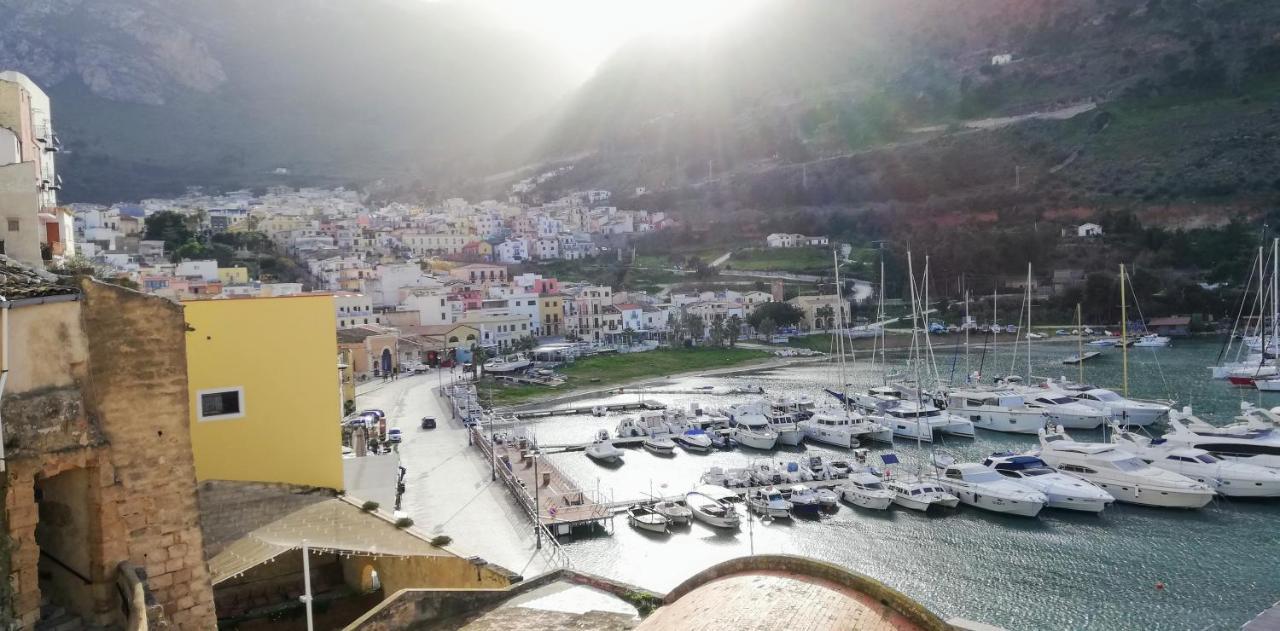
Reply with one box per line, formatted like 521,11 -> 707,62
34,604 -> 121,631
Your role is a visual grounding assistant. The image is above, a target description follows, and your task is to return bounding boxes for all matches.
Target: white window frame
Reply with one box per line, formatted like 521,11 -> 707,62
197,386 -> 246,421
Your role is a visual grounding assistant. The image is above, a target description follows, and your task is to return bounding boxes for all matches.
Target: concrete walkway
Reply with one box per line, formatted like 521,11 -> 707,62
354,370 -> 551,578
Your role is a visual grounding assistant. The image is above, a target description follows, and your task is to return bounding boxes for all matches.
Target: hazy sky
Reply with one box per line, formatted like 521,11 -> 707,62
440,0 -> 764,78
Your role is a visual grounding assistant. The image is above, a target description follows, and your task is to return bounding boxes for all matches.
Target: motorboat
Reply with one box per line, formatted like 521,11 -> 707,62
1025,393 -> 1110,430
770,393 -> 817,421
931,453 -> 1048,517
781,484 -> 823,515
591,405 -> 607,417
839,472 -> 895,510
724,404 -> 780,450
642,434 -> 676,456
1160,408 -> 1280,469
1133,334 -> 1171,347
853,386 -> 975,441
701,466 -> 753,488
884,475 -> 960,512
1041,379 -> 1169,426
685,486 -> 741,529
584,429 -> 624,464
482,354 -> 532,373
814,487 -> 839,509
1088,338 -> 1119,347
981,453 -> 1114,513
746,487 -> 793,519
673,427 -> 714,452
1061,351 -> 1102,365
626,504 -> 669,533
805,455 -> 854,480
1037,425 -> 1216,508
764,410 -> 806,446
1111,426 -> 1280,497
749,461 -> 791,486
616,413 -> 670,438
652,500 -> 693,526
800,406 -> 891,447
945,388 -> 1046,434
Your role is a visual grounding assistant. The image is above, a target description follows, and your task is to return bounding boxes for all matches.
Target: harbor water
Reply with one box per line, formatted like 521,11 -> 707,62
517,338 -> 1280,630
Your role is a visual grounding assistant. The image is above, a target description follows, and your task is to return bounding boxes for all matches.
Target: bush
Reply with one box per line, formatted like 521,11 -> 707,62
430,535 -> 452,547
395,517 -> 414,529
361,501 -> 379,512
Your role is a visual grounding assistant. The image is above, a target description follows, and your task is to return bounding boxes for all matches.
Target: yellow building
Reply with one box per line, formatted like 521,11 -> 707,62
183,294 -> 344,490
538,294 -> 564,336
217,266 -> 250,285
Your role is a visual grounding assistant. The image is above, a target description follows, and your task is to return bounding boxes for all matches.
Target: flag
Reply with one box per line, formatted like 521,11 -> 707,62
880,453 -> 900,465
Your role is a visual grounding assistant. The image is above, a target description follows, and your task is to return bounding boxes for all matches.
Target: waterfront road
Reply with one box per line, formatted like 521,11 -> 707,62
354,371 -> 551,578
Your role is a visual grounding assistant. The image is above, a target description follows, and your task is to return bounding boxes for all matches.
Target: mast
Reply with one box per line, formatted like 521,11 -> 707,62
992,285 -> 999,380
878,254 -> 887,383
1120,264 -> 1129,397
907,251 -> 924,451
1026,262 -> 1033,380
1076,303 -> 1084,384
1272,238 -> 1278,359
964,289 -> 971,382
833,250 -> 849,404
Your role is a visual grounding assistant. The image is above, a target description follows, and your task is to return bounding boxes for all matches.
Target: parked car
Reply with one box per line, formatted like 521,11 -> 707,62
387,428 -> 402,443
421,417 -> 437,430
360,409 -> 386,419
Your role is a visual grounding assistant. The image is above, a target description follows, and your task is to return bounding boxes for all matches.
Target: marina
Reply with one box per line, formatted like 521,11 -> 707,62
437,338 -> 1280,630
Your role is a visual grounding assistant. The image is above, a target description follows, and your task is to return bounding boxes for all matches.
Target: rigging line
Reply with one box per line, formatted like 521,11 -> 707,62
1122,265 -> 1172,400
1217,247 -> 1262,364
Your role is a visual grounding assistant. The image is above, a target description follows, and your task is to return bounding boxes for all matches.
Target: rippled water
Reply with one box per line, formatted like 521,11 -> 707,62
516,339 -> 1280,630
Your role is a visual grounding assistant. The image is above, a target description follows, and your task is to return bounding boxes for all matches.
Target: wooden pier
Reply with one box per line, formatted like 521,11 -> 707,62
510,401 -> 666,419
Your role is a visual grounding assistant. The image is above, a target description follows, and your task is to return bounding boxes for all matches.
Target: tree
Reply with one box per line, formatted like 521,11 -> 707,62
709,314 -> 726,347
471,345 -> 491,377
668,313 -> 686,346
144,211 -> 194,252
816,305 -> 835,330
758,317 -> 777,340
685,314 -> 706,343
515,335 -> 537,352
622,326 -> 636,347
748,301 -> 804,330
725,314 -> 743,347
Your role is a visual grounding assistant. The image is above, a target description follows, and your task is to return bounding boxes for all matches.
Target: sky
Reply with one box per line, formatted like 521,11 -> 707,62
439,0 -> 766,79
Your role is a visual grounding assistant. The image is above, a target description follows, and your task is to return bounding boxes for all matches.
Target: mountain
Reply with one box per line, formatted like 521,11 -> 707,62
524,0 -> 1280,224
0,0 -> 578,202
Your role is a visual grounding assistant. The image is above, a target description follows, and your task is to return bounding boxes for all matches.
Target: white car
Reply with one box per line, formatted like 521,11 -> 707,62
387,428 -> 403,443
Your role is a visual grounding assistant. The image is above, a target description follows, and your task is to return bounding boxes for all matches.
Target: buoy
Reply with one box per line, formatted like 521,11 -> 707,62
1155,581 -> 1166,591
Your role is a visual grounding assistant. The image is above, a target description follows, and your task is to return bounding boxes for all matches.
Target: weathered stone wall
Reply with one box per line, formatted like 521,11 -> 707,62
196,481 -> 336,558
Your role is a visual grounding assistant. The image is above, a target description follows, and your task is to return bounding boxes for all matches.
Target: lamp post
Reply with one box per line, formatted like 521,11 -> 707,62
747,503 -> 773,556
533,449 -> 542,550
300,539 -> 314,631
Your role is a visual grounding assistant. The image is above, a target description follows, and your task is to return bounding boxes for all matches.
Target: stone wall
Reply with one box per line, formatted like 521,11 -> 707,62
196,481 -> 335,558
2,280 -> 218,629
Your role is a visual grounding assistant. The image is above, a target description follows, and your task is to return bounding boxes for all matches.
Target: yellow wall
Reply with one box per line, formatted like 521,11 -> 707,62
183,295 -> 344,489
217,267 -> 250,285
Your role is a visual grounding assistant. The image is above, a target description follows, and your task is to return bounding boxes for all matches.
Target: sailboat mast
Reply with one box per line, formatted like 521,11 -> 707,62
1272,238 -> 1278,355
1026,262 -> 1033,380
833,250 -> 849,402
907,251 -> 924,451
1076,303 -> 1084,384
964,290 -> 971,382
879,255 -> 887,383
992,285 -> 999,379
1120,264 -> 1129,397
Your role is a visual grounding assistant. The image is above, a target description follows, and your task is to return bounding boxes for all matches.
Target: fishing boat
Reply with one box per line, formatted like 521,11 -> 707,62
981,452 -> 1114,513
746,487 -> 793,519
652,500 -> 693,526
839,472 -> 895,510
931,453 -> 1048,517
626,504 -> 669,533
781,484 -> 823,515
1111,425 -> 1280,497
584,429 -> 624,464
685,486 -> 741,529
1037,425 -> 1216,508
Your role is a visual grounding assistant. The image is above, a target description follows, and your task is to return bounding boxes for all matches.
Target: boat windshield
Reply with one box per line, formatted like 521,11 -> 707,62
1092,391 -> 1122,402
1040,396 -> 1076,405
964,470 -> 1002,483
1111,457 -> 1148,471
1193,453 -> 1219,463
1022,468 -> 1052,476
859,481 -> 884,490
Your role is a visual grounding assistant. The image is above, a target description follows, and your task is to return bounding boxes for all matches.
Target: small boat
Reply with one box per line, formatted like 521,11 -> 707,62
746,487 -> 793,519
1088,338 -> 1118,347
839,472 -> 895,510
674,427 -> 713,452
685,486 -> 741,529
805,455 -> 854,480
1061,351 -> 1101,365
652,500 -> 693,525
749,461 -> 788,486
1134,334 -> 1171,348
701,466 -> 753,488
642,434 -> 676,456
814,487 -> 839,509
782,484 -> 823,515
591,405 -> 607,417
584,429 -> 624,464
626,504 -> 669,533
708,431 -> 735,450
885,475 -> 959,512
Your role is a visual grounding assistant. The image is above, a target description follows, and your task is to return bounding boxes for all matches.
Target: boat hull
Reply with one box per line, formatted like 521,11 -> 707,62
840,489 -> 893,510
734,430 -> 778,450
965,410 -> 1046,434
1090,482 -> 1215,508
945,487 -> 1044,517
775,429 -> 806,446
628,515 -> 668,533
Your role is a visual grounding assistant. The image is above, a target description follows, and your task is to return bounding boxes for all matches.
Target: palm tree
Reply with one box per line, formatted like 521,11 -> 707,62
668,313 -> 686,346
816,305 -> 835,331
725,314 -> 743,347
622,326 -> 636,347
686,314 -> 705,344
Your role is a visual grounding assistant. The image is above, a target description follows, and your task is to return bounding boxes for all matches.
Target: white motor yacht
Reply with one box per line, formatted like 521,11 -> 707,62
1133,334 -> 1171,347
652,500 -> 693,526
626,505 -> 669,533
584,429 -> 624,464
884,475 -> 960,512
1111,426 -> 1280,497
1042,380 -> 1170,426
782,484 -> 823,515
800,407 -> 892,447
685,486 -> 741,529
724,404 -> 780,450
814,487 -> 839,509
749,461 -> 790,487
1159,408 -> 1280,469
1025,393 -> 1110,430
616,413 -> 670,438
855,386 -> 976,440
700,466 -> 752,488
765,410 -> 806,446
591,405 -> 607,417
945,389 -> 1047,434
673,427 -> 714,452
746,487 -> 793,519
839,472 -> 895,510
771,394 -> 817,420
931,454 -> 1048,517
981,453 -> 1114,513
642,434 -> 676,456
1037,425 -> 1216,508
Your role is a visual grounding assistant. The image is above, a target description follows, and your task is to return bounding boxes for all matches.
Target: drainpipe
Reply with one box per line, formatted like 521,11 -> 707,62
1,296 -> 9,473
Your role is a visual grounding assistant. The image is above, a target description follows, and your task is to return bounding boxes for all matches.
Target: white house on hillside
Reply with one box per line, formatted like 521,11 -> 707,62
1076,223 -> 1103,237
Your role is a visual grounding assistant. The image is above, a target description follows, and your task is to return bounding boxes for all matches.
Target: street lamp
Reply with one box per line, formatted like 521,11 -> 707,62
747,503 -> 773,556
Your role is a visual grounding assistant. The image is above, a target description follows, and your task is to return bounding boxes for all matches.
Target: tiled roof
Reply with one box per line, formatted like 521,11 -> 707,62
0,256 -> 78,301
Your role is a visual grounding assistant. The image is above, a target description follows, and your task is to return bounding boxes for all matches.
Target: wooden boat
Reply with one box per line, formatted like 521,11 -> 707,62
626,505 -> 669,533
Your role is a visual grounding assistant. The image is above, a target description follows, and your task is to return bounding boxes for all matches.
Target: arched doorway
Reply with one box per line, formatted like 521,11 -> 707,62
380,348 -> 392,374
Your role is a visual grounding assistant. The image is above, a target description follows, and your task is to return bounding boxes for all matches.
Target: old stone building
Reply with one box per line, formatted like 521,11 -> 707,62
0,258 -> 215,628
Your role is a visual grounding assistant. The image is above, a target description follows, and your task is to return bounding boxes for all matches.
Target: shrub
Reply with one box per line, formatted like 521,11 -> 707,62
430,535 -> 452,547
361,501 -> 379,512
395,517 -> 414,528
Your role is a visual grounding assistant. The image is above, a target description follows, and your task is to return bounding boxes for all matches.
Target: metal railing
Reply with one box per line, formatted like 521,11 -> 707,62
468,425 -> 571,569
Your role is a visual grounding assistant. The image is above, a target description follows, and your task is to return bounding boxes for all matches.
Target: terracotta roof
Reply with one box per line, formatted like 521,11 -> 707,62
0,256 -> 78,301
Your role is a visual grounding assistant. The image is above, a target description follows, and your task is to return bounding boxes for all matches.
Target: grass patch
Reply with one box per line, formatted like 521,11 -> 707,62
727,247 -> 833,274
479,347 -> 771,406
